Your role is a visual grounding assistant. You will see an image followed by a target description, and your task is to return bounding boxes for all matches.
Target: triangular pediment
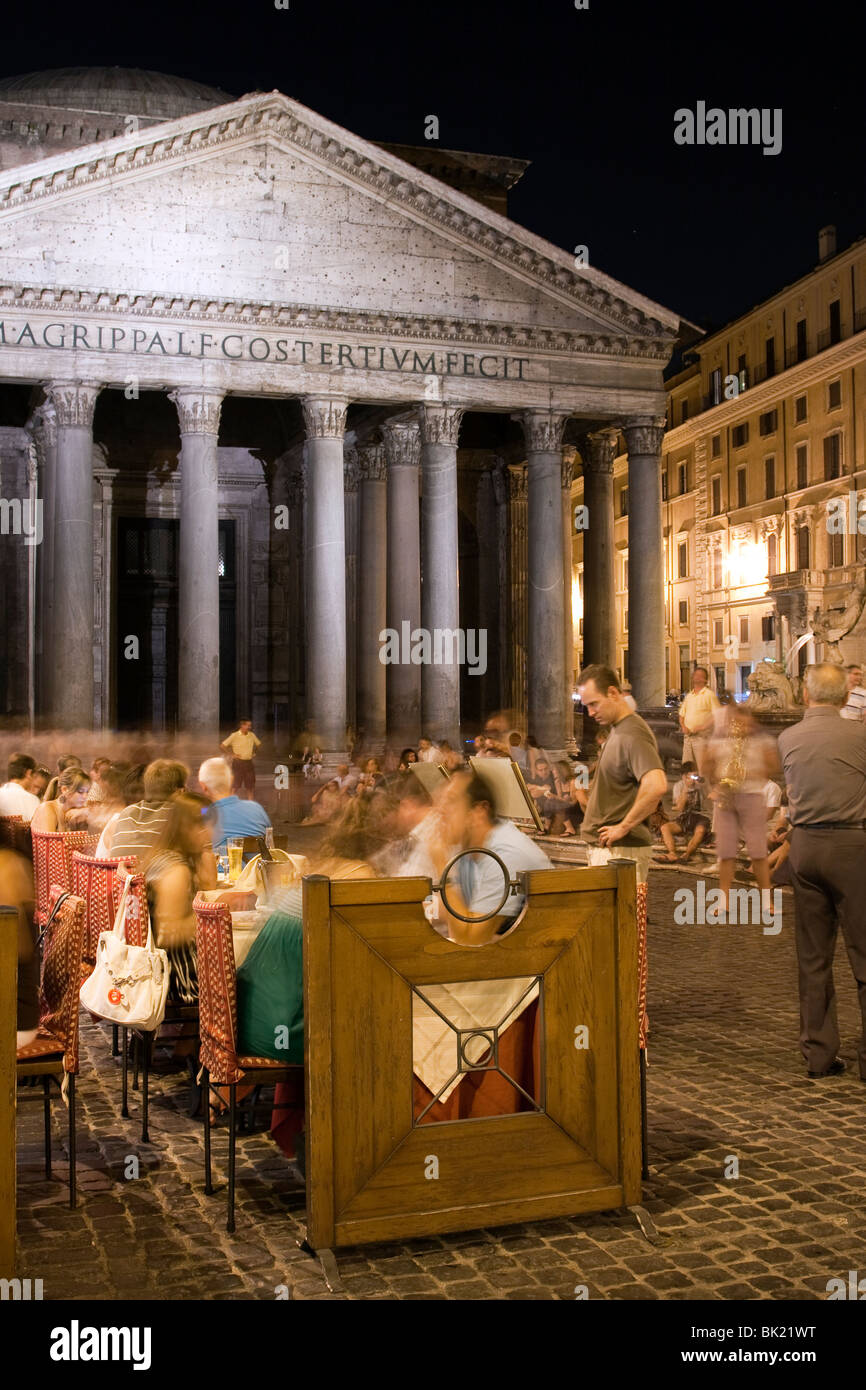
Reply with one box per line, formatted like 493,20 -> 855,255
0,93 -> 678,358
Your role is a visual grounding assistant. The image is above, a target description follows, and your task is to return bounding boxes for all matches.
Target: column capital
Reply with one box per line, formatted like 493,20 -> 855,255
419,402 -> 464,447
169,387 -> 224,435
31,401 -> 58,451
622,416 -> 666,456
507,464 -> 528,502
357,438 -> 387,482
578,427 -> 619,475
514,408 -> 571,455
301,395 -> 348,439
45,380 -> 101,429
343,444 -> 360,493
561,444 -> 577,490
382,415 -> 421,468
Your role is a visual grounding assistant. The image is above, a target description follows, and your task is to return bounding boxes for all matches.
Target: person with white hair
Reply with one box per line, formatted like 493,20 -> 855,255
198,756 -> 271,855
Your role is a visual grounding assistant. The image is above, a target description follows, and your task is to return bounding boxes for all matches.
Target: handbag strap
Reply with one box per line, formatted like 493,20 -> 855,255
38,889 -> 71,953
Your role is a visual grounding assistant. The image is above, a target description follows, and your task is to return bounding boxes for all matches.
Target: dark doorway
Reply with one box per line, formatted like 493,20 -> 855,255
116,517 -> 237,730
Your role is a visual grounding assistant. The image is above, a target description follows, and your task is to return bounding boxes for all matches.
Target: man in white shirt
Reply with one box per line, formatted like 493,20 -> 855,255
679,667 -> 721,772
417,736 -> 442,764
427,771 -> 551,945
0,754 -> 41,823
841,665 -> 866,722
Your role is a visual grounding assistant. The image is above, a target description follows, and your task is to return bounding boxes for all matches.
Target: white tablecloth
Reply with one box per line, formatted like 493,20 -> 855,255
412,976 -> 539,1104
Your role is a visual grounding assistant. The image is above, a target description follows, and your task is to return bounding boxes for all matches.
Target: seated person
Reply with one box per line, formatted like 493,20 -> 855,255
301,777 -> 346,824
0,753 -> 42,823
144,791 -> 217,1007
427,771 -> 551,945
525,757 -> 572,835
198,756 -> 271,854
658,762 -> 711,862
30,767 -> 91,832
106,759 -> 188,861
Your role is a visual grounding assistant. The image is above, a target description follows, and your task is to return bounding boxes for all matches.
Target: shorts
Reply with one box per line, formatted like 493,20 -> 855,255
713,792 -> 767,861
232,758 -> 256,792
585,844 -> 655,886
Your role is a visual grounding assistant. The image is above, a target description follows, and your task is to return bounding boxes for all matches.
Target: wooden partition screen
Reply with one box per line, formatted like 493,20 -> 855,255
303,862 -> 641,1250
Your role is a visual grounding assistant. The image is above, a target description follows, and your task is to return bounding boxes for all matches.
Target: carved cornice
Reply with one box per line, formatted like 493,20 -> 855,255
516,409 -> 569,455
45,380 -> 101,428
169,388 -> 223,435
759,516 -> 782,538
301,396 -> 348,440
357,439 -> 386,482
578,427 -> 618,476
343,445 -> 360,493
0,94 -> 677,346
561,445 -> 577,491
623,416 -> 666,458
0,282 -> 671,361
382,416 -> 421,469
419,403 -> 464,447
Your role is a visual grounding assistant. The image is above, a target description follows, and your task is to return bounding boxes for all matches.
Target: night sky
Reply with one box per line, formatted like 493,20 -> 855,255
4,0 -> 864,337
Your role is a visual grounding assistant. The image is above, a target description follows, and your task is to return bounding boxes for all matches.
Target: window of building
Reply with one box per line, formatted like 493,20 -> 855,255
732,422 -> 749,448
829,529 -> 844,567
737,353 -> 748,392
678,599 -> 688,625
711,549 -> 722,588
829,299 -> 841,345
623,650 -> 629,681
767,532 -> 778,575
739,616 -> 749,645
796,318 -> 808,362
713,618 -> 724,646
796,525 -> 810,570
681,400 -> 689,424
620,486 -> 629,516
678,540 -> 688,578
736,467 -> 747,508
710,367 -> 723,406
679,644 -> 691,690
759,409 -> 778,436
711,433 -> 721,458
661,466 -> 668,501
828,379 -> 842,410
823,433 -> 842,480
678,461 -> 688,494
711,475 -> 722,515
764,456 -> 776,499
796,443 -> 808,488
740,663 -> 753,694
623,609 -> 629,632
765,337 -> 776,377
714,664 -> 726,693
794,394 -> 807,424
761,614 -> 775,642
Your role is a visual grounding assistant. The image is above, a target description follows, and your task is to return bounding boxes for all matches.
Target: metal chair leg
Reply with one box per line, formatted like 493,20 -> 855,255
132,1033 -> 139,1092
227,1083 -> 236,1234
121,1028 -> 129,1117
203,1069 -> 213,1195
141,1033 -> 150,1144
111,1024 -> 119,1057
68,1072 -> 76,1208
42,1075 -> 51,1179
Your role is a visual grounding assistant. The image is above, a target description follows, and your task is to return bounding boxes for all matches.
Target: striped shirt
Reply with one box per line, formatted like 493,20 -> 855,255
109,801 -> 172,863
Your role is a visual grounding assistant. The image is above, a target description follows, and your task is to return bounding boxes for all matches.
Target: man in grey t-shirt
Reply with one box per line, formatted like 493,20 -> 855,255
577,664 -> 667,885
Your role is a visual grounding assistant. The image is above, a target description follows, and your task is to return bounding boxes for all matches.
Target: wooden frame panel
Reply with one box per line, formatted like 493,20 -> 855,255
304,862 -> 640,1248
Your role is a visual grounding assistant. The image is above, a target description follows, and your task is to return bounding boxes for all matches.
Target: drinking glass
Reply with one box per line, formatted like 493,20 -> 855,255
227,839 -> 244,882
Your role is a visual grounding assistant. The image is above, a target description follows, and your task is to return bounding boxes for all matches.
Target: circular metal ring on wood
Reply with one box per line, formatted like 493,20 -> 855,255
436,847 -> 514,924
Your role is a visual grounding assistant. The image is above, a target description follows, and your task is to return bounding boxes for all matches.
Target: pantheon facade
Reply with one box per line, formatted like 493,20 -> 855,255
0,68 -> 683,757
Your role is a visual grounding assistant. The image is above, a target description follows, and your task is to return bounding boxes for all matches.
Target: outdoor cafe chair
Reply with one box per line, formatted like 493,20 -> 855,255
31,828 -> 98,926
72,850 -> 136,1056
16,886 -> 86,1207
194,893 -> 302,1233
0,812 -> 31,857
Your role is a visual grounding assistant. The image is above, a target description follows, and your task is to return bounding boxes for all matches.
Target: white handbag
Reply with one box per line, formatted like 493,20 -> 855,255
80,877 -> 170,1031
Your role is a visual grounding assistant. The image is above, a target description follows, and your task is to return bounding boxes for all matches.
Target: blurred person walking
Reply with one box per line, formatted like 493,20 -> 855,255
778,663 -> 866,1079
841,664 -> 866,722
704,708 -> 779,914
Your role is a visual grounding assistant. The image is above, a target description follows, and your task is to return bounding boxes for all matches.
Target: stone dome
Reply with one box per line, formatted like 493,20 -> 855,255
0,67 -> 236,121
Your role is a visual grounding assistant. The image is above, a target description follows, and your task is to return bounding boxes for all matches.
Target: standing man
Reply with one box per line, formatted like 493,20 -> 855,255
576,665 -> 668,888
778,663 -> 866,1080
841,664 -> 866,722
679,667 -> 720,774
221,718 -> 261,800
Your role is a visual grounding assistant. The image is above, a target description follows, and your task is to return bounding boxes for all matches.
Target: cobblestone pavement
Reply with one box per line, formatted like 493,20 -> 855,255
15,870 -> 866,1301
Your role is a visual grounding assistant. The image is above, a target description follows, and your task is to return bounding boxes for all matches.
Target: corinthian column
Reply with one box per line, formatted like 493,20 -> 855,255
382,415 -> 422,747
624,416 -> 666,708
170,389 -> 223,732
343,445 -> 360,740
419,403 -> 463,747
302,396 -> 348,762
45,381 -> 101,728
356,437 -> 387,751
561,445 -> 577,736
516,408 -> 570,750
578,428 -> 618,670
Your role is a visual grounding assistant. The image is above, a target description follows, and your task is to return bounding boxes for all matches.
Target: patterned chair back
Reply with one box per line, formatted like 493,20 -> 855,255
193,894 -> 242,1085
40,886 -> 86,1074
0,813 -> 31,857
72,852 -> 137,973
31,829 -> 99,926
117,871 -> 151,949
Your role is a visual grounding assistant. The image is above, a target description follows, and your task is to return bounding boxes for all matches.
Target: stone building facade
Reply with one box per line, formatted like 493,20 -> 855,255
570,229 -> 866,697
0,68 -> 682,756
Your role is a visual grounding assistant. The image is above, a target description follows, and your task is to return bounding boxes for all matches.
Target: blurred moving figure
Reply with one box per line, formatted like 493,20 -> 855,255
704,708 -> 779,913
0,844 -> 38,1047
